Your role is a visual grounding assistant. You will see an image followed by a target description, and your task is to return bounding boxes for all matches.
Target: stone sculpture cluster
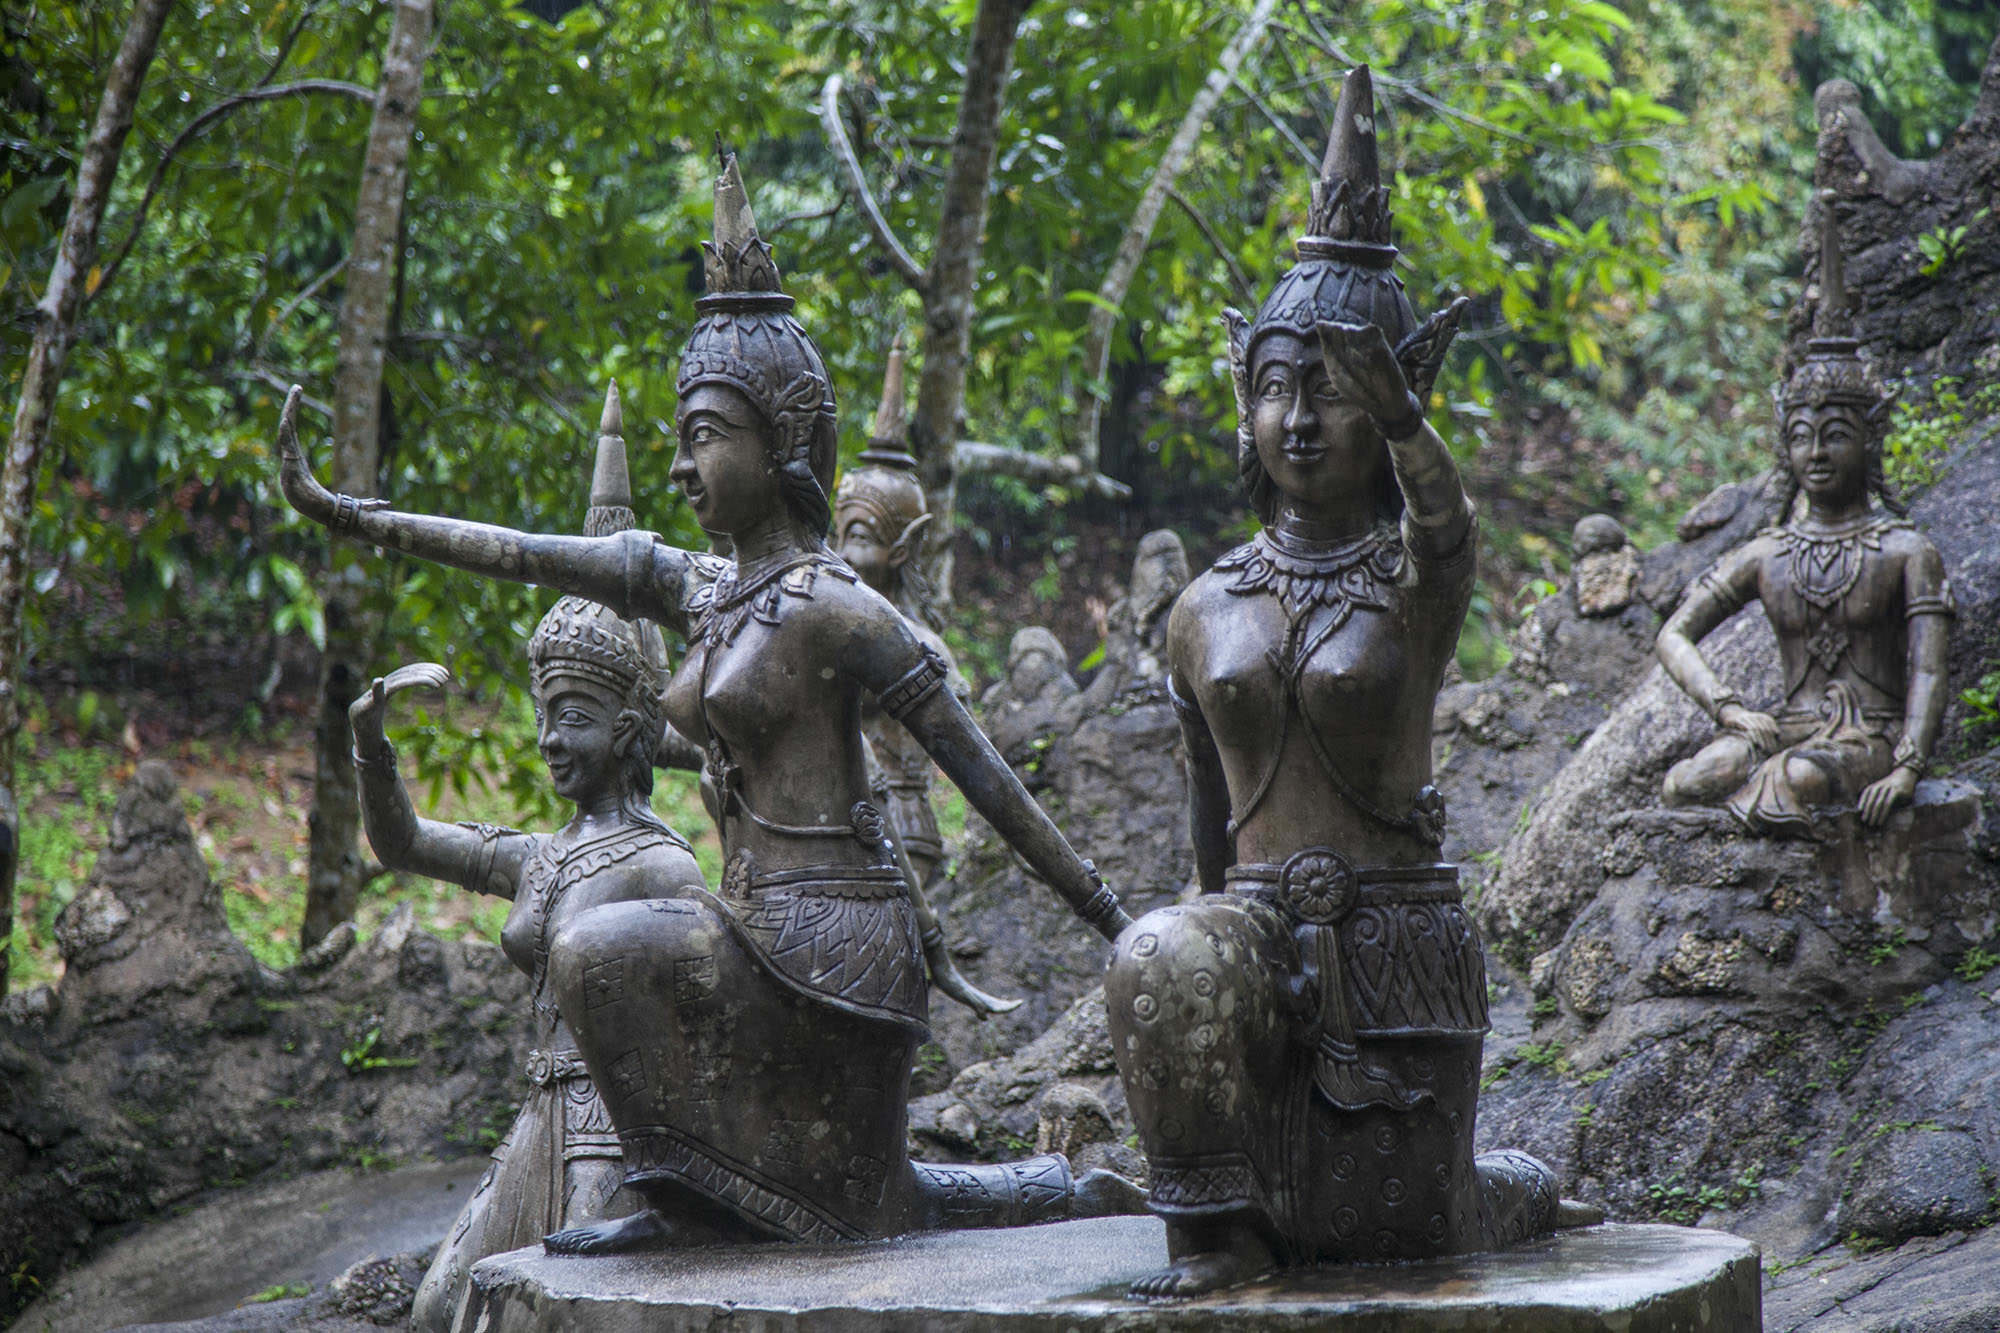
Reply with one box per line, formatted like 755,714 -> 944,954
262,58 -> 1951,1322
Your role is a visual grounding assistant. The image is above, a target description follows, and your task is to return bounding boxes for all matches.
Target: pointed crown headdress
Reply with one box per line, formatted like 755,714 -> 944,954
835,333 -> 930,543
529,383 -> 669,747
676,143 -> 839,533
1782,194 -> 1888,416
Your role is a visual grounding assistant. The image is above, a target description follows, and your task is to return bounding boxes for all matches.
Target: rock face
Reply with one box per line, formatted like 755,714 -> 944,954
1798,44 -> 2000,386
0,763 -> 535,1324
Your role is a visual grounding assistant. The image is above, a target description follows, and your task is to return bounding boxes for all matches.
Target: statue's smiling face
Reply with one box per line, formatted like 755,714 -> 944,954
835,513 -> 894,592
673,383 -> 780,535
1249,331 -> 1385,510
1785,402 -> 1870,506
533,679 -> 626,806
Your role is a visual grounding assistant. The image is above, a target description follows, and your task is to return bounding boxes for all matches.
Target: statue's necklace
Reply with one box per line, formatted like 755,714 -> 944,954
1780,511 -> 1892,612
1215,522 -> 1402,672
690,548 -> 855,649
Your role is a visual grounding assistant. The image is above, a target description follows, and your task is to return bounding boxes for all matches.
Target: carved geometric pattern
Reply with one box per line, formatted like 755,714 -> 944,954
673,954 -> 717,1005
1149,1155 -> 1261,1212
1806,620 -> 1851,674
582,956 -> 625,1010
620,1124 -> 860,1243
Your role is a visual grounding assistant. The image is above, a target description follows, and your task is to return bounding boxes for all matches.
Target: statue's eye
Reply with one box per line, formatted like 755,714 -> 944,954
1311,375 -> 1341,403
1258,374 -> 1291,400
559,708 -> 593,727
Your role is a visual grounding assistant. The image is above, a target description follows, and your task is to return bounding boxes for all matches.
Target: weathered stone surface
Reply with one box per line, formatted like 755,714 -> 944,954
0,765 -> 535,1324
13,1162 -> 478,1331
1764,1226 -> 2000,1333
454,1219 -> 1761,1333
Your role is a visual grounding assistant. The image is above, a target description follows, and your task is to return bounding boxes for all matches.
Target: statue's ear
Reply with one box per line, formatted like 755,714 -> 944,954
1392,295 -> 1469,404
890,512 -> 933,569
612,709 -> 639,759
1222,308 -> 1252,453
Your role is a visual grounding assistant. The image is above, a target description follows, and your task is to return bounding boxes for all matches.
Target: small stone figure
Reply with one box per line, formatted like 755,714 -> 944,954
979,627 -> 1082,766
1080,530 -> 1191,710
1571,514 -> 1639,618
276,147 -> 1139,1257
1658,200 -> 1953,835
352,388 -> 708,1330
834,336 -> 1020,1017
1104,67 -> 1569,1298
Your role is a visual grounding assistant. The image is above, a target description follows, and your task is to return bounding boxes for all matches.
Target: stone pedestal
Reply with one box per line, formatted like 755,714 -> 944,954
454,1218 -> 1761,1332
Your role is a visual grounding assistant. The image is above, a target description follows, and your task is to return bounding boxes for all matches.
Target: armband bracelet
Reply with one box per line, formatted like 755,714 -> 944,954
1705,688 -> 1743,724
351,745 -> 398,776
330,492 -> 366,535
1892,735 -> 1926,775
880,647 -> 948,721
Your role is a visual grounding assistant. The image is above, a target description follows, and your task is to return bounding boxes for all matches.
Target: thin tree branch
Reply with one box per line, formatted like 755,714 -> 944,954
819,73 -> 928,294
1276,16 -> 1533,146
769,198 -> 843,236
254,0 -> 324,89
256,255 -> 347,359
954,441 -> 1132,501
1230,70 -> 1317,170
234,365 -> 333,418
91,79 -> 375,304
1167,185 -> 1254,302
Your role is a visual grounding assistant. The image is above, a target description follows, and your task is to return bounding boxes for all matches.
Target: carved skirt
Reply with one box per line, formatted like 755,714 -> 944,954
550,883 -> 929,1243
410,1057 -> 626,1331
1105,858 -> 1554,1263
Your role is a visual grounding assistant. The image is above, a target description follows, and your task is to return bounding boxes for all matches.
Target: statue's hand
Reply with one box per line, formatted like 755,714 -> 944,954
1316,320 -> 1424,441
1859,766 -> 1917,827
348,662 -> 452,746
276,386 -> 389,528
1718,704 -> 1780,754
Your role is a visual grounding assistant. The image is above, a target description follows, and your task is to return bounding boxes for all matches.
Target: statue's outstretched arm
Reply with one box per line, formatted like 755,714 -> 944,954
273,387 -> 690,633
849,606 -> 1129,942
349,664 -> 536,897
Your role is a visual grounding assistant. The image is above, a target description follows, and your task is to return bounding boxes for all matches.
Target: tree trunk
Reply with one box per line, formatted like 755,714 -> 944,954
0,0 -> 175,995
1072,0 -> 1279,470
910,0 -> 1036,602
302,0 -> 432,949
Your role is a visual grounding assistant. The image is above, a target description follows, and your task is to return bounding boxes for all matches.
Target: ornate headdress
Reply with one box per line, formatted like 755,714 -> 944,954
833,335 -> 942,626
1782,196 -> 1888,415
1224,68 -> 1468,521
528,383 -> 669,747
675,145 -> 839,534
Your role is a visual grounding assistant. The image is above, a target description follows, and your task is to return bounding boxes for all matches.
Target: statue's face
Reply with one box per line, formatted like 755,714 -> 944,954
533,678 -> 627,806
835,511 -> 895,593
1249,331 -> 1385,512
673,383 -> 781,536
1784,402 -> 1870,507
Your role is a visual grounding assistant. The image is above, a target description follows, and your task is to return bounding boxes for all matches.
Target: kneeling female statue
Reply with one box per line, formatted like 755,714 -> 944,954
1104,68 -> 1575,1298
275,149 -> 1139,1257
355,399 -> 707,1327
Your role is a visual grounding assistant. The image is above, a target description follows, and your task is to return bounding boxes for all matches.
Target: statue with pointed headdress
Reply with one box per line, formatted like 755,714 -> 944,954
1103,68 -> 1580,1298
834,337 -> 1021,1017
1657,195 -> 1954,834
275,147 -> 1142,1260
341,387 -> 709,1329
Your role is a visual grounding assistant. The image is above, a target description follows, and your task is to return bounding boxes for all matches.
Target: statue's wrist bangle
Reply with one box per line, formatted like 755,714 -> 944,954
352,744 -> 398,776
1708,690 -> 1742,723
1892,736 -> 1925,776
330,492 -> 365,535
1379,393 -> 1425,443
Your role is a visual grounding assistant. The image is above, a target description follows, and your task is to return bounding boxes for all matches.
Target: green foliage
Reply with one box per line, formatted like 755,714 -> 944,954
1884,375 -> 2000,493
1956,945 -> 2000,982
339,1025 -> 418,1073
246,1283 -> 310,1305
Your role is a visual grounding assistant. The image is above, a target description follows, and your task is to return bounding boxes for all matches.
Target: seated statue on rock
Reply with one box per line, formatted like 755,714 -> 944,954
346,394 -> 707,1328
1079,529 -> 1191,710
1104,67 -> 1582,1299
832,336 -> 1020,1018
275,148 -> 1142,1258
1657,203 -> 1953,836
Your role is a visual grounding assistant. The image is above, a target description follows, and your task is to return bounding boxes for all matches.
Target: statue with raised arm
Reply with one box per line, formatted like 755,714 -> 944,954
1657,199 -> 1953,835
1103,68 -> 1576,1299
275,148 -> 1140,1257
354,390 -> 708,1329
834,336 -> 1020,1018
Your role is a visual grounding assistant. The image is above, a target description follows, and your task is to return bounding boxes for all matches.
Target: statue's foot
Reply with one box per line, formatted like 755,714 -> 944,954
1071,1168 -> 1148,1218
1129,1249 -> 1271,1300
1130,1220 -> 1275,1299
544,1208 -> 675,1255
1556,1197 -> 1606,1228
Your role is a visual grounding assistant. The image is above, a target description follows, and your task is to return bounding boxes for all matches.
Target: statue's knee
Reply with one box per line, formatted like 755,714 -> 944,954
1785,756 -> 1829,804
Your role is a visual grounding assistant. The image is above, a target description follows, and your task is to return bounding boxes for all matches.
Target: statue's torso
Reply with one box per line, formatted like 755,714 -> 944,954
1752,517 -> 1924,720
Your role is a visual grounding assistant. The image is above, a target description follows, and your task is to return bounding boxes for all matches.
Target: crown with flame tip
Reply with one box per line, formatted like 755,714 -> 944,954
1781,195 -> 1887,414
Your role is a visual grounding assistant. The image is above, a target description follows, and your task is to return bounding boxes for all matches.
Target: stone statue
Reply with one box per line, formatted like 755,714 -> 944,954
348,388 -> 708,1329
833,337 -> 1020,1018
1103,67 -> 1572,1298
979,626 -> 1081,766
1079,529 -> 1191,711
1657,198 -> 1953,835
275,148 -> 1140,1258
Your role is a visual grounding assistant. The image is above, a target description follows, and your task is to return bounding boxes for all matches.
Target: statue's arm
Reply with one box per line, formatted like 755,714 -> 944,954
349,667 -> 536,898
846,599 -> 1131,942
656,721 -> 707,774
273,387 -> 692,633
1170,671 -> 1231,895
1897,542 -> 1955,770
1656,544 -> 1764,723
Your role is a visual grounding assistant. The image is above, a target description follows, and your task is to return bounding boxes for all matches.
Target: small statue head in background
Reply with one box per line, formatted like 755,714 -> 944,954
834,334 -> 943,629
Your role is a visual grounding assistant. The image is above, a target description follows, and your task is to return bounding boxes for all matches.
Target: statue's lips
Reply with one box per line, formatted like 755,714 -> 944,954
1281,441 -> 1328,464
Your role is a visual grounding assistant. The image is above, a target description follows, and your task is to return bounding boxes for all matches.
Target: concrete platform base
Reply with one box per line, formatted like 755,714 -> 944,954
454,1217 -> 1761,1332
